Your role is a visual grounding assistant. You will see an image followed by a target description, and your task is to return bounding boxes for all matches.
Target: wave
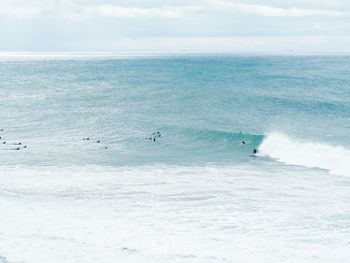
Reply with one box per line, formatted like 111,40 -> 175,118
169,128 -> 264,158
259,132 -> 350,176
187,129 -> 263,143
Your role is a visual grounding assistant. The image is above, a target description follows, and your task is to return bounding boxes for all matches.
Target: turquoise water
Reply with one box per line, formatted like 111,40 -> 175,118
0,54 -> 350,263
0,55 -> 349,166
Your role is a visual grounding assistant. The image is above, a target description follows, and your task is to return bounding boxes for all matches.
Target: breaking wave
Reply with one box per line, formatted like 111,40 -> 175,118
259,132 -> 350,176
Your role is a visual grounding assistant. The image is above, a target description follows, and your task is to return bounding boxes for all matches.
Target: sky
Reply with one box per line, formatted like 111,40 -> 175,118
0,0 -> 350,52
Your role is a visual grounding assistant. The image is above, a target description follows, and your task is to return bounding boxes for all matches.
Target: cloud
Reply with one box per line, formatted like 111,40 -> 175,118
0,2 -> 45,18
206,0 -> 350,17
0,1 -> 349,52
76,5 -> 200,19
1,0 -> 350,20
0,1 -> 201,19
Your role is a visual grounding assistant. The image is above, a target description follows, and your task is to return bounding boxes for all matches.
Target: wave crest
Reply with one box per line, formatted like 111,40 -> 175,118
259,132 -> 350,176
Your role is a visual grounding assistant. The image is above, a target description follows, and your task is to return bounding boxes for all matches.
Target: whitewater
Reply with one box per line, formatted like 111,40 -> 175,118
0,54 -> 349,263
260,132 -> 350,176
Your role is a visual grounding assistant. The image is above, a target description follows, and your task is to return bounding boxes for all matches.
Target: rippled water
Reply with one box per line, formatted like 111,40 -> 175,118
0,54 -> 349,263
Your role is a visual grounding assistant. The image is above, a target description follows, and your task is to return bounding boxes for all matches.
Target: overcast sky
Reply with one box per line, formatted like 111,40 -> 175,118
1,0 -> 350,52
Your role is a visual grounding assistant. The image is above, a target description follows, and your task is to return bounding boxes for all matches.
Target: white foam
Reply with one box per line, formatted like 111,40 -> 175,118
0,165 -> 350,262
259,132 -> 350,176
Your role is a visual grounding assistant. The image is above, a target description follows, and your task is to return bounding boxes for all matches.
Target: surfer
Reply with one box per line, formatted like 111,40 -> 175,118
241,141 -> 246,144
83,137 -> 90,141
95,140 -> 101,143
151,132 -> 161,137
14,142 -> 22,145
2,147 -> 20,151
252,148 -> 257,155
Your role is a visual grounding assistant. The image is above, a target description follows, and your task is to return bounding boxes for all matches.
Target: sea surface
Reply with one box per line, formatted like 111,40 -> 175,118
0,54 -> 349,263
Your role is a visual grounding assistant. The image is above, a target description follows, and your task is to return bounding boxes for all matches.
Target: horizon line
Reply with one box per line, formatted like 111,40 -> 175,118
1,50 -> 350,58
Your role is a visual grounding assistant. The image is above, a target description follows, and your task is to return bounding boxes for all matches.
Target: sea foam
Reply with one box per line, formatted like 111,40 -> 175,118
259,132 -> 350,176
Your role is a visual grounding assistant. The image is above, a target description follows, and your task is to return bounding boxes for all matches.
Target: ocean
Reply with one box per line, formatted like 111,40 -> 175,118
0,54 -> 349,263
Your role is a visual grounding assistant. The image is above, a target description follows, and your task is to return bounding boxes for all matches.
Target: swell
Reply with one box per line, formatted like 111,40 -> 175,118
189,129 -> 350,176
135,127 -> 264,164
184,128 -> 263,144
161,127 -> 264,153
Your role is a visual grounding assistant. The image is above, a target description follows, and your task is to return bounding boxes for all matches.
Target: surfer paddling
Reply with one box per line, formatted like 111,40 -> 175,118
146,131 -> 162,142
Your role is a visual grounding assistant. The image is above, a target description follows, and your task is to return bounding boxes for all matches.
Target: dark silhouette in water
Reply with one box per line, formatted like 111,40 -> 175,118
95,140 -> 101,143
2,142 -> 6,144
241,141 -> 246,144
0,129 -> 3,131
3,147 -> 20,151
83,137 -> 90,141
252,148 -> 257,155
146,131 -> 162,142
14,143 -> 22,145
